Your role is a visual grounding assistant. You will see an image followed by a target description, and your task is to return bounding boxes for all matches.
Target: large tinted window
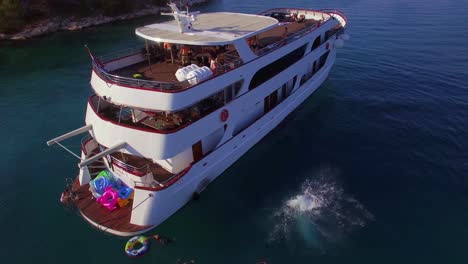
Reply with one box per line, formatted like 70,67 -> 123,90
311,36 -> 321,51
249,44 -> 307,90
319,51 -> 330,68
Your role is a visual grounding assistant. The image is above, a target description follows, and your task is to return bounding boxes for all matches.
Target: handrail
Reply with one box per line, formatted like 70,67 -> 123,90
80,135 -> 93,155
93,48 -> 244,91
98,45 -> 145,64
108,151 -> 192,190
320,9 -> 346,16
91,8 -> 335,92
92,54 -> 245,91
220,49 -> 243,72
255,19 -> 326,57
92,60 -> 187,90
134,165 -> 192,190
110,155 -> 148,177
319,9 -> 348,24
258,7 -> 330,15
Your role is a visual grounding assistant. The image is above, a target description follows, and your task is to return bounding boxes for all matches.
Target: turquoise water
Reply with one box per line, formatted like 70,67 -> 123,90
1,0 -> 468,263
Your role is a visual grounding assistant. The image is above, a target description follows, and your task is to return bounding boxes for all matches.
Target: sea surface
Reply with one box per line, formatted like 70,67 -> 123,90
1,0 -> 468,263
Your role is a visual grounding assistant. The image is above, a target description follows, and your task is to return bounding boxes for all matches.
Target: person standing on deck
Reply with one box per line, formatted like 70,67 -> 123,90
209,50 -> 219,74
180,45 -> 191,66
281,27 -> 288,45
164,42 -> 174,64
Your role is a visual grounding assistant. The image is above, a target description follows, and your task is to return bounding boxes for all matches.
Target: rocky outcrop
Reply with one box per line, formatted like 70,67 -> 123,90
1,0 -> 208,40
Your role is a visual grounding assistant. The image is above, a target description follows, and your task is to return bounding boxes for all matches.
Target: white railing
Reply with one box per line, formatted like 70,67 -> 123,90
110,155 -> 149,177
133,165 -> 191,190
92,48 -> 244,91
92,59 -> 188,90
255,19 -> 327,57
98,45 -> 145,64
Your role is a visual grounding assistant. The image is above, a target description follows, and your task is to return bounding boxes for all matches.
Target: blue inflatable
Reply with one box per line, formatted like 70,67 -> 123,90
118,186 -> 133,199
92,176 -> 109,195
89,170 -> 134,200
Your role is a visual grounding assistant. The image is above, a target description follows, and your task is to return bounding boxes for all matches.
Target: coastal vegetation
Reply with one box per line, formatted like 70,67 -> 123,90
0,0 -> 171,34
0,0 -> 24,33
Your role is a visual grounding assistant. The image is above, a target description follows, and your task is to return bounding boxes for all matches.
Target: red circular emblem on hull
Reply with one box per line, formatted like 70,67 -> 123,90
221,109 -> 229,122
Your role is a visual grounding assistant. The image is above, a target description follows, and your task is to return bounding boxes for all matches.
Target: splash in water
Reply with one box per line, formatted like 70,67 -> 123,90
268,167 -> 374,250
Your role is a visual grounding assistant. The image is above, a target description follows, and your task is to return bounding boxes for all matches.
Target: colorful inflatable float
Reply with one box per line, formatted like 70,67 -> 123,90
125,236 -> 151,257
89,170 -> 134,211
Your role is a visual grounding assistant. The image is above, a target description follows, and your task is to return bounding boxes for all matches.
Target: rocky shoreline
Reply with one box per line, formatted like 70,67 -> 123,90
0,0 -> 208,41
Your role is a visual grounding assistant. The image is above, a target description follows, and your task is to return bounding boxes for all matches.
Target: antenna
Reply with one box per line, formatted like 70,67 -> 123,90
161,2 -> 200,33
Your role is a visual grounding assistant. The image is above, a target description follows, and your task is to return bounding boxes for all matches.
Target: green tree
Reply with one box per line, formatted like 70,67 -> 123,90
0,0 -> 25,34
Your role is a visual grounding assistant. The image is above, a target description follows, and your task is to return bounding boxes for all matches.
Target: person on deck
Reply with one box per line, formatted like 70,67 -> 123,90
291,13 -> 298,22
252,36 -> 259,52
297,14 -> 305,23
281,27 -> 289,45
164,42 -> 174,64
209,51 -> 219,74
180,45 -> 191,66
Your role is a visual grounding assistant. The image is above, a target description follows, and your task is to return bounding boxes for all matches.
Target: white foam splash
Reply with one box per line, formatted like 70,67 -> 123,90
287,194 -> 322,211
267,167 -> 374,250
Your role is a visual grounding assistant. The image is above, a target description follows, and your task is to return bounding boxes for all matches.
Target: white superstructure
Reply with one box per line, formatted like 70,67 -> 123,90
47,5 -> 348,236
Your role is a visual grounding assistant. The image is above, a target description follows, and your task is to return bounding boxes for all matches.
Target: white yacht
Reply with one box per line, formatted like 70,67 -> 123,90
47,4 -> 348,236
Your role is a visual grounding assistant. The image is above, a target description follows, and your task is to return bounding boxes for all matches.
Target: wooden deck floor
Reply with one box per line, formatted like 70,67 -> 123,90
112,61 -> 187,84
256,20 -> 318,48
71,178 -> 152,233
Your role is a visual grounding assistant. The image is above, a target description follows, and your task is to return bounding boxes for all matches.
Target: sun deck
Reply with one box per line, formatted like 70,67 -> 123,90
90,8 -> 337,93
107,18 -> 318,84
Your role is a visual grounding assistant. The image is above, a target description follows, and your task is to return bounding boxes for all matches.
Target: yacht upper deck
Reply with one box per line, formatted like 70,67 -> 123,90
136,12 -> 279,45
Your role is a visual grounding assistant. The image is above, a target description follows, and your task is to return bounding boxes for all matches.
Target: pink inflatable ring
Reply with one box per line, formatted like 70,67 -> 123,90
96,186 -> 119,211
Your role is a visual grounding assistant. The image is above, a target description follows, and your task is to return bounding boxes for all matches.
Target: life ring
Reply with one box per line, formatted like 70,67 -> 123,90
125,236 -> 150,258
220,109 -> 229,122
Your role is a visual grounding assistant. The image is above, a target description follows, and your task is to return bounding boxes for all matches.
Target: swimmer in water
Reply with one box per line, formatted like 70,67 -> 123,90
153,234 -> 173,245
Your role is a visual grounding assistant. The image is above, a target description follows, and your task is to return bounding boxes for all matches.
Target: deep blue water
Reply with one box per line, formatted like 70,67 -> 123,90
1,0 -> 468,263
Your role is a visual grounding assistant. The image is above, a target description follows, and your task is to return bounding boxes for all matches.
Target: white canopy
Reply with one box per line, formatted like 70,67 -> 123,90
135,12 -> 278,45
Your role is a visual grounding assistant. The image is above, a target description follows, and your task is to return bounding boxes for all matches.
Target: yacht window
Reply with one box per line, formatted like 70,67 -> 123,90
249,44 -> 307,90
311,36 -> 321,51
234,80 -> 243,96
225,86 -> 233,103
319,51 -> 330,68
